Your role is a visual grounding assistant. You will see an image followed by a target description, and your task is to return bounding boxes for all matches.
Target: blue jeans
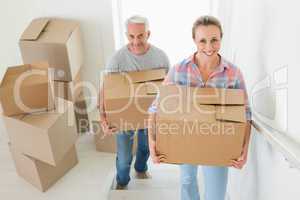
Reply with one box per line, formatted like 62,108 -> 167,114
180,164 -> 228,200
116,129 -> 149,186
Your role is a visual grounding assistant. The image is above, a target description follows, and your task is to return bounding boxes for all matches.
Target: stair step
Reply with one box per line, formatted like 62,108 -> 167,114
107,159 -> 209,200
110,163 -> 180,190
109,188 -> 180,200
108,163 -> 180,199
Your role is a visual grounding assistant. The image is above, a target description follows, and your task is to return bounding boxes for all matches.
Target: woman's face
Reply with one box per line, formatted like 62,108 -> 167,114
193,25 -> 222,58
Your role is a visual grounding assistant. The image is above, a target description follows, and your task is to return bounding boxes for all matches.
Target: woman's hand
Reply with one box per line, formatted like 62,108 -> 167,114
230,145 -> 248,169
149,142 -> 165,164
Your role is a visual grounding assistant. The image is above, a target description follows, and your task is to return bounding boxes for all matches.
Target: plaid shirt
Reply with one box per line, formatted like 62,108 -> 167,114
148,53 -> 252,120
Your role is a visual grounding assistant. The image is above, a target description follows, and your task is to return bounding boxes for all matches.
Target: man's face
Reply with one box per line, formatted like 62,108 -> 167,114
193,25 -> 221,58
126,23 -> 150,55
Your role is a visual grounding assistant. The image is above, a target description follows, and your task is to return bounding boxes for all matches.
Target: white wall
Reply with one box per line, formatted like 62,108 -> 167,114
213,0 -> 300,199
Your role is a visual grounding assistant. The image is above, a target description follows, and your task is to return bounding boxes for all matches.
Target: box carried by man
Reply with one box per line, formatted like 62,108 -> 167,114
103,68 -> 166,131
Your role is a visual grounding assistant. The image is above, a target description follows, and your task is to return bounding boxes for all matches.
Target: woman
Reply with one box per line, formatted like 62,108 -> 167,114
148,16 -> 252,200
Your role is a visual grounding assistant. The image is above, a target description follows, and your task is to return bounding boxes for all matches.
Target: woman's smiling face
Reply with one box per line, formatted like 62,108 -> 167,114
193,25 -> 222,58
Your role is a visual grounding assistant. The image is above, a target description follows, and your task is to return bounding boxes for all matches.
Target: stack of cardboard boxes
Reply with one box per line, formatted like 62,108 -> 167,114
0,63 -> 78,192
19,17 -> 89,134
0,17 -> 88,192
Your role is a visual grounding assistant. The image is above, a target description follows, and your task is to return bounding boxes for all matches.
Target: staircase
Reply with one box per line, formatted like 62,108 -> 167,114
108,163 -> 181,200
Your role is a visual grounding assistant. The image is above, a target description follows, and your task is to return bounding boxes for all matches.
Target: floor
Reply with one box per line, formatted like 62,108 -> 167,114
0,123 -> 205,200
0,131 -> 115,200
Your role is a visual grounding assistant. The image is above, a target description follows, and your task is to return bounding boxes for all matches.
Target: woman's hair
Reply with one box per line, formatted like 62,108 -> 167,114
192,15 -> 223,39
125,15 -> 149,32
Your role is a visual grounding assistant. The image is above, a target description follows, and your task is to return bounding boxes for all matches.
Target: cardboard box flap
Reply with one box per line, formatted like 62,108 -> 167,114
158,88 -> 216,122
0,63 -> 50,88
133,83 -> 148,96
0,66 -> 27,88
20,18 -> 80,43
103,70 -> 165,97
215,106 -> 246,123
146,81 -> 162,94
127,68 -> 166,83
21,98 -> 72,129
103,73 -> 127,88
2,62 -> 48,76
104,75 -> 161,98
29,62 -> 50,71
20,18 -> 50,41
104,85 -> 131,99
21,111 -> 59,129
37,19 -> 79,43
158,104 -> 216,122
10,115 -> 26,120
191,87 -> 245,105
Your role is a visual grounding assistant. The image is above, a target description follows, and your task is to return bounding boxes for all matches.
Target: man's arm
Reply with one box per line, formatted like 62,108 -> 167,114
98,53 -> 120,134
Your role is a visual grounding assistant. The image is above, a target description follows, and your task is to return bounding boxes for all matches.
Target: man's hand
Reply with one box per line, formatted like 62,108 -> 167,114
100,120 -> 118,136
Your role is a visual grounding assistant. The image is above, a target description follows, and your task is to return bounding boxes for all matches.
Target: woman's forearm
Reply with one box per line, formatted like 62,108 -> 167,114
148,113 -> 156,146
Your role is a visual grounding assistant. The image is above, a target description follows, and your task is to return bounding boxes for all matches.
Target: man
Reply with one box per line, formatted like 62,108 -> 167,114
99,15 -> 170,190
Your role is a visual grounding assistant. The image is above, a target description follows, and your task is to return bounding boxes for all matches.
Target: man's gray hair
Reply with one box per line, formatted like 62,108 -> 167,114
125,15 -> 149,32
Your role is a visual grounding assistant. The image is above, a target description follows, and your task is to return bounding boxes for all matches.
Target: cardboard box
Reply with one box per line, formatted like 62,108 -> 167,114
3,98 -> 77,166
156,85 -> 247,166
19,18 -> 83,82
103,68 -> 166,131
91,110 -> 137,153
0,62 -> 55,116
53,66 -> 84,102
9,144 -> 78,192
